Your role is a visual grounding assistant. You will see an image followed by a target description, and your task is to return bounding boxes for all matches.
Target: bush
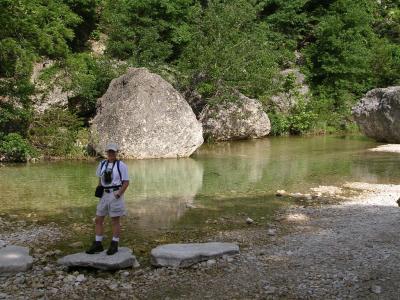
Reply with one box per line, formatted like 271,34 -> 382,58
28,109 -> 83,157
269,112 -> 290,136
0,133 -> 36,162
64,53 -> 127,120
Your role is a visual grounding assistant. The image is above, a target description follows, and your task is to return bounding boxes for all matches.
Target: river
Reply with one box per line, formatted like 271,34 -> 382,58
1,135 -> 399,252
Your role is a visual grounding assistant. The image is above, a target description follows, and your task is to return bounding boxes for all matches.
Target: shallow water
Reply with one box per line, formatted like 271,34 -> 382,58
1,136 -> 399,250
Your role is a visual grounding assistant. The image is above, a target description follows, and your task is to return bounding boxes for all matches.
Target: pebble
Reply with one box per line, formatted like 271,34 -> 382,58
69,241 -> 84,248
206,259 -> 216,266
371,285 -> 382,294
76,274 -> 85,282
246,218 -> 254,224
121,271 -> 130,277
276,190 -> 287,197
267,228 -> 277,236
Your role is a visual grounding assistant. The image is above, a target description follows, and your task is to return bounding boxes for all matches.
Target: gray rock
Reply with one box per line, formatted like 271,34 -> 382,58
371,285 -> 382,294
199,93 -> 270,141
0,246 -> 33,274
246,217 -> 254,224
90,67 -> 203,159
270,68 -> 310,113
352,86 -> 400,143
150,242 -> 239,268
57,247 -> 139,270
0,240 -> 6,248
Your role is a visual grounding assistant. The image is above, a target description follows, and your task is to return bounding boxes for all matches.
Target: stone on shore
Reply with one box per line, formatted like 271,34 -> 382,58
90,67 -> 203,159
0,246 -> 33,274
57,247 -> 139,270
369,144 -> 400,153
150,242 -> 239,267
199,93 -> 271,141
352,86 -> 400,143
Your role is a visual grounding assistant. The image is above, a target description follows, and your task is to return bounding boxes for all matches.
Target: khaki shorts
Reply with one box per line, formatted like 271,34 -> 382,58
96,190 -> 125,217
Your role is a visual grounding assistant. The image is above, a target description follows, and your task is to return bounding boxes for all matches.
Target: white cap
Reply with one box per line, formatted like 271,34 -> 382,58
105,143 -> 118,152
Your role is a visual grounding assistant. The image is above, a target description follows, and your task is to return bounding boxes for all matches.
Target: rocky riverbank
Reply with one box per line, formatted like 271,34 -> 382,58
1,182 -> 400,299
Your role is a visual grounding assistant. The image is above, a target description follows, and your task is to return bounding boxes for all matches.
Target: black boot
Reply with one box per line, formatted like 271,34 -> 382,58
86,241 -> 104,254
106,241 -> 118,255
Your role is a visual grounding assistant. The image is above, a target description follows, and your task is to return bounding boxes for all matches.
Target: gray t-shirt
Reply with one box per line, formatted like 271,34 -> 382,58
96,160 -> 129,187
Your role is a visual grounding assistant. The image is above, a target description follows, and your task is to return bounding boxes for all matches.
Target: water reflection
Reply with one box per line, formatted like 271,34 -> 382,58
124,158 -> 203,229
0,136 -> 400,233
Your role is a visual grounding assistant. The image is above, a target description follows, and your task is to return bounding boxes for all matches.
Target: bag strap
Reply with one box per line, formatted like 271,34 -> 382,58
116,160 -> 123,184
100,159 -> 107,174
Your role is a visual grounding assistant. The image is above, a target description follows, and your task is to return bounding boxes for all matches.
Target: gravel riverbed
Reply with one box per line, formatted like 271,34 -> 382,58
1,182 -> 400,299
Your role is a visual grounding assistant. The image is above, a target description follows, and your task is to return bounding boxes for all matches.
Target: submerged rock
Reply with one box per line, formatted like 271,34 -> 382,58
150,242 -> 239,267
0,245 -> 33,274
90,67 -> 203,159
57,247 -> 139,270
199,94 -> 271,141
352,86 -> 400,143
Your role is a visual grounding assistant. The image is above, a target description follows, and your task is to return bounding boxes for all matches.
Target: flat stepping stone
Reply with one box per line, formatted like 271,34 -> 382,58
0,245 -> 33,274
57,247 -> 139,270
151,242 -> 239,267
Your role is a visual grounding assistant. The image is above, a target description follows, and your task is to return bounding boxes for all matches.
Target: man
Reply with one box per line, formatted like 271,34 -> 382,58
86,143 -> 129,255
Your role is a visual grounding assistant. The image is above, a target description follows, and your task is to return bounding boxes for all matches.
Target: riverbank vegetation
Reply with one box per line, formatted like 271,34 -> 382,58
1,0 -> 400,161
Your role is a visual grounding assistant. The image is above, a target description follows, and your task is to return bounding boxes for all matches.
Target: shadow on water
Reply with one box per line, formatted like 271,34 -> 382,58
1,135 -> 400,255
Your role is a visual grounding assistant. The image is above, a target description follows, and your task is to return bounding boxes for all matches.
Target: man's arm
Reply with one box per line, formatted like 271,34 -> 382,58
116,180 -> 129,198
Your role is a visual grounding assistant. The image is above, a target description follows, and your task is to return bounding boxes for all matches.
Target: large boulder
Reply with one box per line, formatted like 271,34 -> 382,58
0,246 -> 33,274
90,68 -> 203,158
199,94 -> 271,141
151,242 -> 239,267
57,247 -> 139,270
352,87 -> 400,143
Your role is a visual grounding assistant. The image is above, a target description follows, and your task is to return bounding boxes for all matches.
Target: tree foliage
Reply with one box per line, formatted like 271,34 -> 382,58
1,0 -> 400,160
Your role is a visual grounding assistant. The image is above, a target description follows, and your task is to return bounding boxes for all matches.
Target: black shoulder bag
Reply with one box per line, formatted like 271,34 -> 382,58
95,160 -> 107,198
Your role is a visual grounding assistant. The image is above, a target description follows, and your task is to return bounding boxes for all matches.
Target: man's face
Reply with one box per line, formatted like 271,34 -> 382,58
106,150 -> 117,160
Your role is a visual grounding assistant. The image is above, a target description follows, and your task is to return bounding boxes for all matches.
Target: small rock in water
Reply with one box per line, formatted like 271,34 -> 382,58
397,197 -> 400,207
276,190 -> 287,197
290,193 -> 304,199
371,285 -> 382,294
185,203 -> 196,209
267,229 -> 277,236
69,241 -> 84,248
304,194 -> 313,201
246,217 -> 254,224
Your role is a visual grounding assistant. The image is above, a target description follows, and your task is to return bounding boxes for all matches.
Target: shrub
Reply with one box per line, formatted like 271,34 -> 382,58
0,133 -> 36,162
28,108 -> 83,157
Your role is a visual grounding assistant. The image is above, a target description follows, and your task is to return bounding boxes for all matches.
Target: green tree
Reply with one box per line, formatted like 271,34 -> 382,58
28,108 -> 83,157
179,0 -> 280,103
102,0 -> 200,64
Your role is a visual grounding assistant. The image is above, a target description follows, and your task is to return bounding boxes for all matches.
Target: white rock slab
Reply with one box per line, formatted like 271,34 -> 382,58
0,246 -> 33,274
151,242 -> 239,267
369,144 -> 400,153
57,247 -> 139,270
